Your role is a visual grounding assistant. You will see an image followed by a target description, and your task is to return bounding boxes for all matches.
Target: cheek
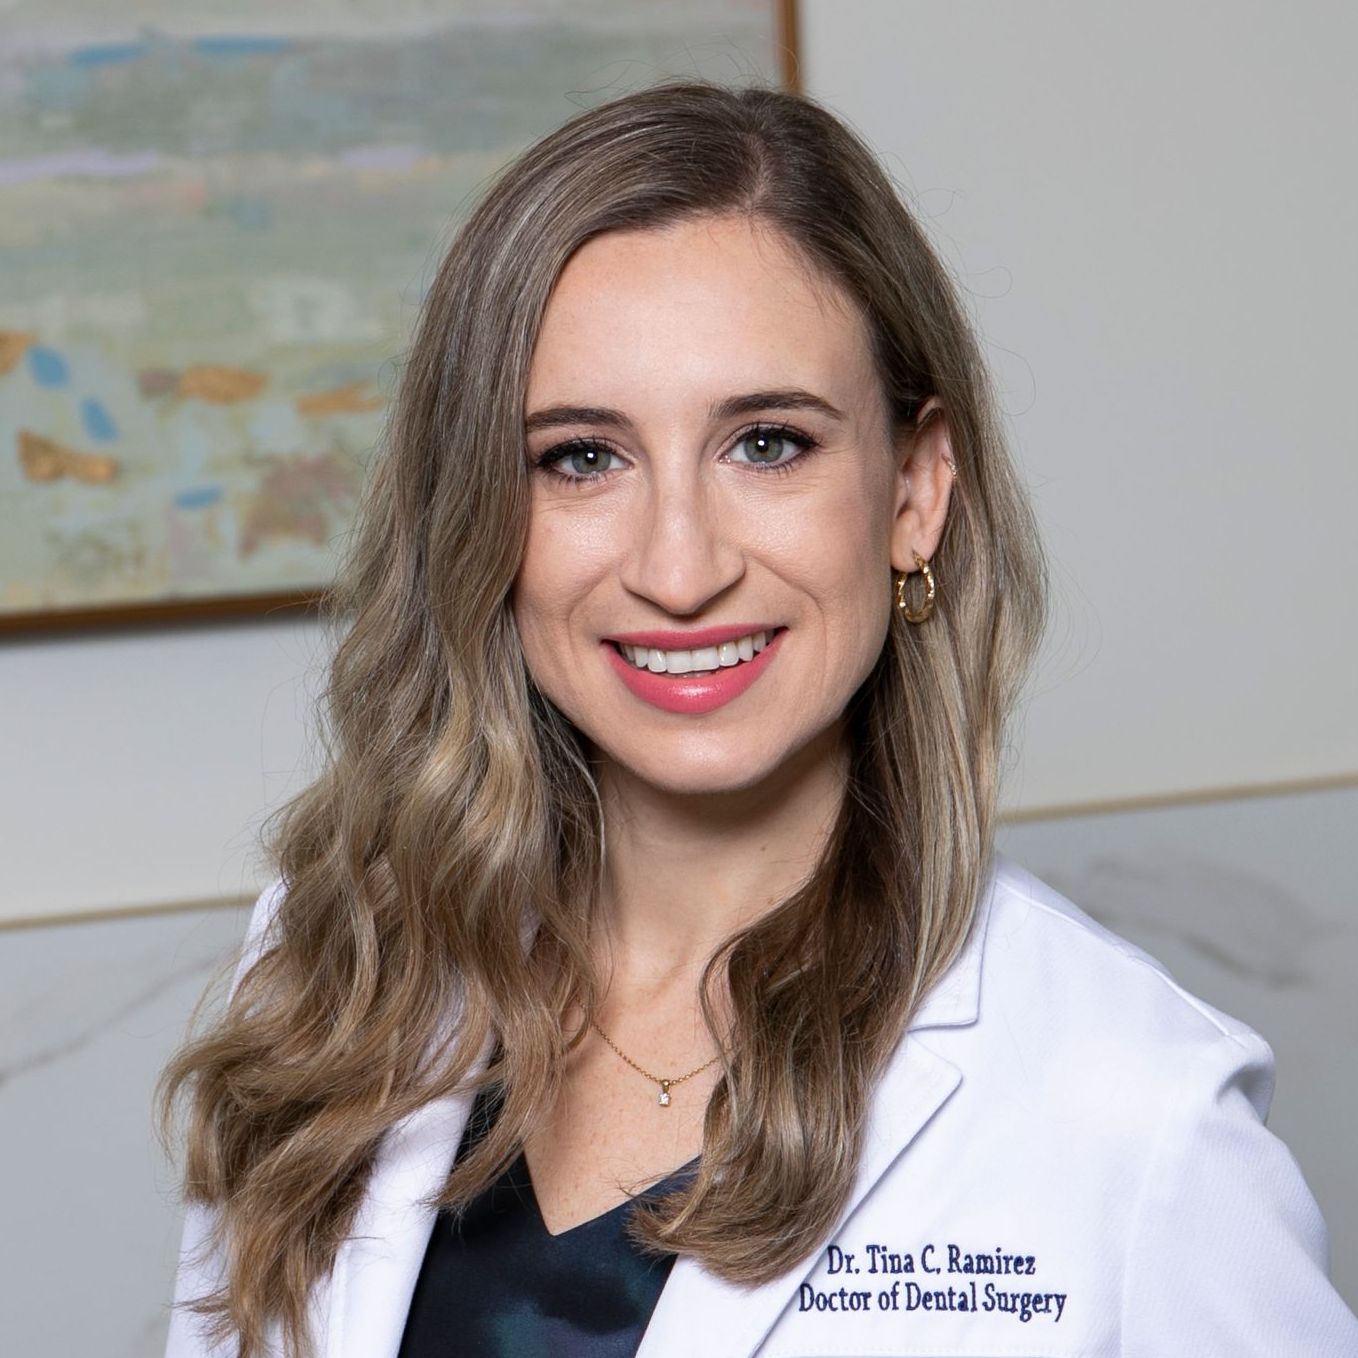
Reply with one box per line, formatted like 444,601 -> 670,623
511,506 -> 609,667
511,586 -> 566,688
823,558 -> 892,663
521,494 -> 621,576
799,494 -> 894,669
783,468 -> 894,589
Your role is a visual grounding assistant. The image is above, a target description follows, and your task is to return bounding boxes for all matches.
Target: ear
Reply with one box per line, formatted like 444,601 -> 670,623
890,396 -> 955,573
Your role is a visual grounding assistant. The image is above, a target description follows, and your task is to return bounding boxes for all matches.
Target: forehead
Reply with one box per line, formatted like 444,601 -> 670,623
527,214 -> 881,413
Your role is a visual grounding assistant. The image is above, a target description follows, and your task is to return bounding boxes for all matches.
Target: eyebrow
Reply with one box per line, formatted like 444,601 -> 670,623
523,388 -> 846,434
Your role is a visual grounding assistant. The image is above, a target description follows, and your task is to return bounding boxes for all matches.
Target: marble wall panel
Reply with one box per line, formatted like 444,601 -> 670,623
0,903 -> 251,1357
997,783 -> 1358,1312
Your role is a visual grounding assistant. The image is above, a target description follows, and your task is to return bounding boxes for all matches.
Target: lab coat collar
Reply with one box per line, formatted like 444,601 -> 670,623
324,858 -> 996,1358
634,855 -> 996,1358
904,849 -> 998,1033
325,1027 -> 498,1358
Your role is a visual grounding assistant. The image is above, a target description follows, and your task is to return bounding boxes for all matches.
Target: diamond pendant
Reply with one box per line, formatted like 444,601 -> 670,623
658,1079 -> 672,1107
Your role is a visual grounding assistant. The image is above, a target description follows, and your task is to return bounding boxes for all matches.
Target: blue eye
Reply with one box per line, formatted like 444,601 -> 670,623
532,422 -> 819,488
533,440 -> 622,484
728,424 -> 815,472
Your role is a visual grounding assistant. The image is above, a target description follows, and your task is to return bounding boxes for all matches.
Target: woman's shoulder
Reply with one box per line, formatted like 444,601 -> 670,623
842,856 -> 1353,1355
961,852 -> 1279,1141
983,849 -> 1267,1054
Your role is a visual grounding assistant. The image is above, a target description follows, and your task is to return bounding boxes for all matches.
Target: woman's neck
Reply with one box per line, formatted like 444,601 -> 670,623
590,720 -> 848,987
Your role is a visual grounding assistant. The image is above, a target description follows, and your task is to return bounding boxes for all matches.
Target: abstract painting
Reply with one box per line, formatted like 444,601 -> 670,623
0,0 -> 796,630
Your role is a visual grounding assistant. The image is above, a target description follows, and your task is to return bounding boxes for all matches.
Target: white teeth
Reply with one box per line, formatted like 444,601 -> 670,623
618,629 -> 777,675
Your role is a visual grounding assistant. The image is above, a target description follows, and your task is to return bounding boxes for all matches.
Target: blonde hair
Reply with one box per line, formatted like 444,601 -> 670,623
158,78 -> 1047,1358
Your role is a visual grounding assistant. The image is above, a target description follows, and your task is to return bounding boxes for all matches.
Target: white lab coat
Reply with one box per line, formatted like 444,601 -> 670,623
165,852 -> 1358,1356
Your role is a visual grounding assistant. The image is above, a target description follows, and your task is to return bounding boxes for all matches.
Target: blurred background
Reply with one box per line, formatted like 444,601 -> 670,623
2,2 -> 1354,1352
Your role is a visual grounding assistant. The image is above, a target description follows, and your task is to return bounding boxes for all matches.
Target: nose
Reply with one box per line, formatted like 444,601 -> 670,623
617,462 -> 745,617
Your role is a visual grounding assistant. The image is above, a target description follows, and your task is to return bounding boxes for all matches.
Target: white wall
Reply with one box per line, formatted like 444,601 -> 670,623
3,1 -> 1355,918
800,0 -> 1358,811
1,618 -> 329,922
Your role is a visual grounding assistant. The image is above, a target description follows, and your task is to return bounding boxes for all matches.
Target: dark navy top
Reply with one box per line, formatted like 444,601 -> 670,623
397,1073 -> 699,1358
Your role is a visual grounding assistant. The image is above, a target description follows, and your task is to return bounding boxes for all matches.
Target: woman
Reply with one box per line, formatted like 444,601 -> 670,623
160,81 -> 1358,1358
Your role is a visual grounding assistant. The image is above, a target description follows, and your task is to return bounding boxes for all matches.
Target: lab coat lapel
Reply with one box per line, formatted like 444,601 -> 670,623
634,1037 -> 963,1358
327,1028 -> 496,1358
636,865 -> 995,1358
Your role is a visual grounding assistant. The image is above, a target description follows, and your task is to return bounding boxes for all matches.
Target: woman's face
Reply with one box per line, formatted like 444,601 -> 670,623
512,213 -> 952,797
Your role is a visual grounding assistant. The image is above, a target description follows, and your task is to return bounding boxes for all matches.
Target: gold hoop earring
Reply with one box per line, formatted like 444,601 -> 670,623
895,551 -> 936,624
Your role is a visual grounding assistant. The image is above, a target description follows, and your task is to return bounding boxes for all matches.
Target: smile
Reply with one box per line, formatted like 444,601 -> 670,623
615,628 -> 777,676
601,628 -> 787,715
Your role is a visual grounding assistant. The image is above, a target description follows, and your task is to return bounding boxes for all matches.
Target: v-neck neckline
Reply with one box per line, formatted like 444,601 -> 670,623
517,1149 -> 702,1241
460,1055 -> 702,1241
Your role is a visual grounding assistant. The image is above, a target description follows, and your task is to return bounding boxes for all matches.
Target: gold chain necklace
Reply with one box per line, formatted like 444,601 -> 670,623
589,1019 -> 723,1107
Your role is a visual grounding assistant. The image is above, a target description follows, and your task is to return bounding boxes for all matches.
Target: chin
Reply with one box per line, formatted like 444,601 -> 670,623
597,739 -> 784,798
592,727 -> 825,798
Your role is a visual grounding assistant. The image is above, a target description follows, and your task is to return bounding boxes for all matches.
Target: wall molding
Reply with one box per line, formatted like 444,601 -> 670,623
0,890 -> 257,933
4,769 -> 1354,931
1001,769 -> 1358,824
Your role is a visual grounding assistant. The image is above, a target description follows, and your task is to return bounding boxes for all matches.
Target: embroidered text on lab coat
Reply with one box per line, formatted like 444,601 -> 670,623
797,1242 -> 1070,1325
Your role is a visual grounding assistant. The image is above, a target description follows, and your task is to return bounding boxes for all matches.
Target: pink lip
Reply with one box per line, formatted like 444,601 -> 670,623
602,628 -> 785,715
607,623 -> 780,649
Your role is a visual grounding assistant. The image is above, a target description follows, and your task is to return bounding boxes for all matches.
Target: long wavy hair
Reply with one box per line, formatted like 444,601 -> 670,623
158,78 -> 1047,1358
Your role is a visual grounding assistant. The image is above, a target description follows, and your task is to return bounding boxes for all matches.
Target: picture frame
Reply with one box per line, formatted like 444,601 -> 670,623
0,0 -> 800,635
